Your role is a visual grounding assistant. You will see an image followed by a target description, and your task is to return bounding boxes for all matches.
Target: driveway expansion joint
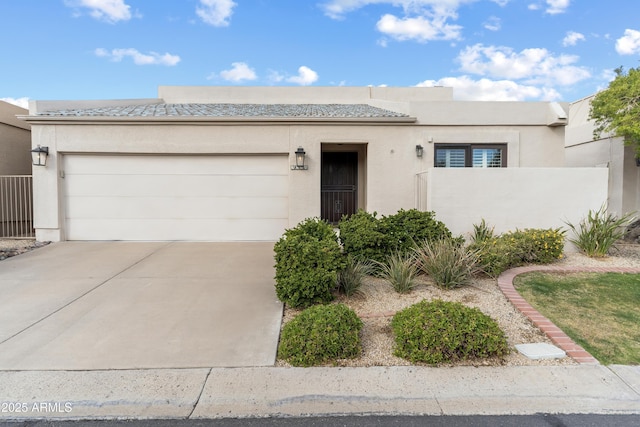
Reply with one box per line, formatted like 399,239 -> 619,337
498,265 -> 640,365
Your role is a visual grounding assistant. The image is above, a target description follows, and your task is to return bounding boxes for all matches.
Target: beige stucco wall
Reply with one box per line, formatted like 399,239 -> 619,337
566,96 -> 640,217
424,167 -> 609,238
24,86 -> 571,241
0,101 -> 31,175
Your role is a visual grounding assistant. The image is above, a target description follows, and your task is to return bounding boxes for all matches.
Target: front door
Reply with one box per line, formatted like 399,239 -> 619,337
321,152 -> 358,224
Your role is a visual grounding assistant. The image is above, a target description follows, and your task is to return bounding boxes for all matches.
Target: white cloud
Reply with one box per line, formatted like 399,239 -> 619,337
320,0 -> 385,20
545,0 -> 570,15
267,70 -> 285,83
483,16 -> 501,32
321,1 -> 478,19
1,97 -> 29,109
196,0 -> 237,27
616,29 -> 640,55
416,75 -> 560,101
321,1 -> 476,43
562,31 -> 585,46
65,0 -> 131,23
601,68 -> 617,82
287,66 -> 319,85
376,12 -> 462,42
457,43 -> 590,86
95,48 -> 181,66
219,62 -> 257,82
491,0 -> 510,6
527,3 -> 539,11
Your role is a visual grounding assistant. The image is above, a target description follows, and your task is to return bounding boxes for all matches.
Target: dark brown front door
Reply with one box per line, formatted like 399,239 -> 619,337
321,152 -> 358,224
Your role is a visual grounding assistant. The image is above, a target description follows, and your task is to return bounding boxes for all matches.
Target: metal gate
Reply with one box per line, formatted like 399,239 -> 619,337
321,184 -> 357,224
0,176 -> 34,238
321,152 -> 358,224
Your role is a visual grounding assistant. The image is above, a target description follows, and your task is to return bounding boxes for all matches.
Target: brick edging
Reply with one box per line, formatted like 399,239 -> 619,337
498,265 -> 640,364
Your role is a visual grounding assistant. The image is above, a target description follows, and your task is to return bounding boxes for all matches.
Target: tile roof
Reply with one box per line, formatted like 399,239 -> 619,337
37,103 -> 410,119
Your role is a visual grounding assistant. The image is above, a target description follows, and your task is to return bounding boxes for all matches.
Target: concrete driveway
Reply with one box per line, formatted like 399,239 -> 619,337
0,242 -> 283,370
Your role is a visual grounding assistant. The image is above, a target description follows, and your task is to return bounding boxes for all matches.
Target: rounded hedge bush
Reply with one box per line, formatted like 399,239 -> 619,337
383,208 -> 452,255
338,209 -> 452,263
391,299 -> 509,364
278,303 -> 363,367
337,210 -> 389,264
274,218 -> 345,308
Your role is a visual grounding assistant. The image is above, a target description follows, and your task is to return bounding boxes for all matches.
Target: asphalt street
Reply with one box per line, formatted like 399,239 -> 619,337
2,414 -> 640,426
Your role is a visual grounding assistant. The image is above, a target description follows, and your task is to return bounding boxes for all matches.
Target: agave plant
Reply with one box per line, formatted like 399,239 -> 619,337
565,205 -> 636,257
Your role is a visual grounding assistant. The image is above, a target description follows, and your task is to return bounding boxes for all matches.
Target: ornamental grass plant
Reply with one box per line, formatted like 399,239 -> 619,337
414,239 -> 483,289
375,251 -> 419,294
336,257 -> 376,297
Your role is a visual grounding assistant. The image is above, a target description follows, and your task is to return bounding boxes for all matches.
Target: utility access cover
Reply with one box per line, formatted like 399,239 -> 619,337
515,343 -> 566,360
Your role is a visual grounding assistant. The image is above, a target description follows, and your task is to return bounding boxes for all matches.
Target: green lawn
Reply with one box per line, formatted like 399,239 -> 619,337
514,272 -> 640,365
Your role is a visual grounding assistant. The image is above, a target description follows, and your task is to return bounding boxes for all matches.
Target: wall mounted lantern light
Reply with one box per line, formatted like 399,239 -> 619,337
291,146 -> 308,170
31,145 -> 49,167
415,144 -> 424,158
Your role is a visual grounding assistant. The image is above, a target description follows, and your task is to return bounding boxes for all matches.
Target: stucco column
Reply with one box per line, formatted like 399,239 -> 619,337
32,125 -> 62,242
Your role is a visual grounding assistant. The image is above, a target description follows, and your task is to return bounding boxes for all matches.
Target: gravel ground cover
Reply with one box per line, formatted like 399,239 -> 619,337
277,243 -> 640,368
0,239 -> 49,261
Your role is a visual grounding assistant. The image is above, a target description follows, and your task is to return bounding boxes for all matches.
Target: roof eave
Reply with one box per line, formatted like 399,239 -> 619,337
18,115 -> 416,125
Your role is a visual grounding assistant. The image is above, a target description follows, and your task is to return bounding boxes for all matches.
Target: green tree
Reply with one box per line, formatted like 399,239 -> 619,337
590,66 -> 640,155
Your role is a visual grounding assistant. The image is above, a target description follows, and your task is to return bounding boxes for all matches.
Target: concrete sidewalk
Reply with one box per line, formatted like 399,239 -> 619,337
0,365 -> 639,420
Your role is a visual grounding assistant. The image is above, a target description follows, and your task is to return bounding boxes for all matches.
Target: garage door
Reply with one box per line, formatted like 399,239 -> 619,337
63,154 -> 289,241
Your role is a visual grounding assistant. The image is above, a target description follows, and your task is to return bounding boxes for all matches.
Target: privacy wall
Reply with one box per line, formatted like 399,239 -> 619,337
421,167 -> 609,238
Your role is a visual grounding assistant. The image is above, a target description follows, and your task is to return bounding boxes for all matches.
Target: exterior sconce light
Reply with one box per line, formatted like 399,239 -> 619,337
415,144 -> 424,158
31,145 -> 49,167
291,146 -> 308,170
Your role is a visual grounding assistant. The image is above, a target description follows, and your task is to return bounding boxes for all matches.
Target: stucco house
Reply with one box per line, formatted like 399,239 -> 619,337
20,86 -> 607,242
566,94 -> 640,218
0,101 -> 31,175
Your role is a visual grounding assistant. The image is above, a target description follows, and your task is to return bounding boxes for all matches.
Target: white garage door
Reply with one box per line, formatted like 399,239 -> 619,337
63,154 -> 289,241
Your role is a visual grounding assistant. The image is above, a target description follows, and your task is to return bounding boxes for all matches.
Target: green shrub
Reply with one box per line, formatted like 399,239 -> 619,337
391,299 -> 509,364
565,205 -> 635,257
473,237 -> 520,277
278,304 -> 363,367
414,239 -> 482,289
338,209 -> 452,263
383,209 -> 452,255
274,218 -> 346,308
509,228 -> 565,264
337,257 -> 376,297
282,215 -> 339,241
375,252 -> 419,294
472,228 -> 565,277
338,210 -> 390,264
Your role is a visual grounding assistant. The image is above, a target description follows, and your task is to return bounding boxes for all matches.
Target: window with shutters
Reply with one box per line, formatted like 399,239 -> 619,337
434,144 -> 507,168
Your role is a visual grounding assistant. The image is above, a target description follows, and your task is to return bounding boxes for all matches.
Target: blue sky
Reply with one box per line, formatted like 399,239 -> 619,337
2,0 -> 640,109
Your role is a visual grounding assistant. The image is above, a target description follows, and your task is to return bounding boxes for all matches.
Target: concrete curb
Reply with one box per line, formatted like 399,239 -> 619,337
498,265 -> 640,364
